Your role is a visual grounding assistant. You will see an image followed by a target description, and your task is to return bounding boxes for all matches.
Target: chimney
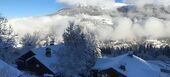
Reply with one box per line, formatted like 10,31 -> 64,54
50,38 -> 55,45
119,64 -> 126,71
45,48 -> 51,57
50,40 -> 55,45
128,51 -> 134,57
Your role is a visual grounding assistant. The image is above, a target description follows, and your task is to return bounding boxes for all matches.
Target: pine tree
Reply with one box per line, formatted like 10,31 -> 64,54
21,32 -> 41,52
0,15 -> 17,63
57,21 -> 100,77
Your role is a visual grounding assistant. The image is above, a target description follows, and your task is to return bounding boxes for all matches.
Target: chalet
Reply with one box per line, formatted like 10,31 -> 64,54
92,53 -> 161,77
16,44 -> 64,76
91,68 -> 126,77
0,59 -> 23,77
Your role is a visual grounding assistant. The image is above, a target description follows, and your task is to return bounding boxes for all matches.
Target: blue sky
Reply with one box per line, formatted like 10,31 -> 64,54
0,0 -> 64,18
0,0 -> 122,18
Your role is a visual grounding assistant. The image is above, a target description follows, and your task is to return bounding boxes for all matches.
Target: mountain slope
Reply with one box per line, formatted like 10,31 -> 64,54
9,3 -> 170,45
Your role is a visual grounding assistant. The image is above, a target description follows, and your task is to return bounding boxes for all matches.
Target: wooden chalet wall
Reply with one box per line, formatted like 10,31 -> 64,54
91,68 -> 126,77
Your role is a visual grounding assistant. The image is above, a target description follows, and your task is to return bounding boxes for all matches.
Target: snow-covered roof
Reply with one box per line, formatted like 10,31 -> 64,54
0,59 -> 22,77
31,44 -> 63,55
93,53 -> 161,77
31,44 -> 64,74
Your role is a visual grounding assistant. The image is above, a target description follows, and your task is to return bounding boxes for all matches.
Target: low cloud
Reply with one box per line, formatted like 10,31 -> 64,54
9,15 -> 75,41
9,14 -> 170,42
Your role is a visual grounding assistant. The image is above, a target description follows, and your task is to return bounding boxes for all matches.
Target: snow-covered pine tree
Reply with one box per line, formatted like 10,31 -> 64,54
57,21 -> 100,77
21,32 -> 41,52
0,15 -> 17,63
